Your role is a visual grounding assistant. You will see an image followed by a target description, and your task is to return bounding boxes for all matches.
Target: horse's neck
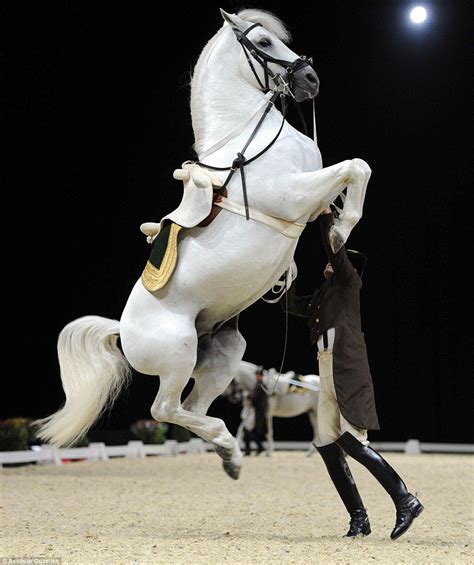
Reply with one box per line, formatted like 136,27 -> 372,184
191,31 -> 269,157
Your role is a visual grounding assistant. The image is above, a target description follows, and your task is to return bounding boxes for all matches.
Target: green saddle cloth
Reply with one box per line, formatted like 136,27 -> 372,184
141,222 -> 182,292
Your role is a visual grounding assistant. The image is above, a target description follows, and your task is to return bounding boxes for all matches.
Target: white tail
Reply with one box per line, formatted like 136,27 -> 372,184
34,315 -> 131,447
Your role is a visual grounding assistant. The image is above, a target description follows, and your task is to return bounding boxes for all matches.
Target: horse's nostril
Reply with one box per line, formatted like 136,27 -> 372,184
306,73 -> 317,84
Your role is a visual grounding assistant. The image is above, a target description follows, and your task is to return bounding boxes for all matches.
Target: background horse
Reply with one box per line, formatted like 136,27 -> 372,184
35,8 -> 371,479
228,360 -> 320,456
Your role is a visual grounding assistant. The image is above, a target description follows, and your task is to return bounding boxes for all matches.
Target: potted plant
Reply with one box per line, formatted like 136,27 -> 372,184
130,419 -> 168,444
0,417 -> 34,451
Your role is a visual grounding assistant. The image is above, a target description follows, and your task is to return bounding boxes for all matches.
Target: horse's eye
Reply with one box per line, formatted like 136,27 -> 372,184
258,38 -> 272,48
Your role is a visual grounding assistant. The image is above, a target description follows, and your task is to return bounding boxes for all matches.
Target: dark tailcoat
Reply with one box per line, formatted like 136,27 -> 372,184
251,384 -> 268,437
283,213 -> 380,430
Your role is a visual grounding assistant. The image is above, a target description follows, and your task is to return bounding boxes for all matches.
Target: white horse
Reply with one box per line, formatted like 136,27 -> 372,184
35,9 -> 371,480
228,361 -> 320,456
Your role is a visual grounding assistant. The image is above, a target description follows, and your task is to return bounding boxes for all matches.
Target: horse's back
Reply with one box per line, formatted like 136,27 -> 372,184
271,388 -> 318,418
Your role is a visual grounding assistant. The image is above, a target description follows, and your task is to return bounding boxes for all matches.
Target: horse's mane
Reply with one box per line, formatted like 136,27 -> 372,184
236,8 -> 291,43
191,8 -> 291,86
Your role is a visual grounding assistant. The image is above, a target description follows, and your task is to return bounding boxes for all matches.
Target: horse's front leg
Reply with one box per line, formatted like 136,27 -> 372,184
306,408 -> 318,458
291,158 -> 372,252
236,420 -> 245,446
266,397 -> 276,456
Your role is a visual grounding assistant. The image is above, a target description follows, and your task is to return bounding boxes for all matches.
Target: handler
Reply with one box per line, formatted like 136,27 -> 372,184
242,368 -> 268,455
282,208 -> 423,540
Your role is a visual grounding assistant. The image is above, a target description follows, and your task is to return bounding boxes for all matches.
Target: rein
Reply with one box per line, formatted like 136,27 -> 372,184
261,273 -> 289,396
198,91 -> 286,220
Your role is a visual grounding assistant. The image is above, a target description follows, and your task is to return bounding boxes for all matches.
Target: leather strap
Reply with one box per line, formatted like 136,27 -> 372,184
198,91 -> 285,220
198,93 -> 274,161
215,196 -> 305,238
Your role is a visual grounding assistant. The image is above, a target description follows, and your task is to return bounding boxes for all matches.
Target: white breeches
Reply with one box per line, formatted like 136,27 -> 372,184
314,328 -> 369,447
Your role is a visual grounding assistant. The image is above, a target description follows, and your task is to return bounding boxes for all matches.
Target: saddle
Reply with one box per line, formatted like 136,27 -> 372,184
270,372 -> 313,396
140,163 -> 224,244
140,162 -> 304,293
140,163 -> 223,293
288,375 -> 312,395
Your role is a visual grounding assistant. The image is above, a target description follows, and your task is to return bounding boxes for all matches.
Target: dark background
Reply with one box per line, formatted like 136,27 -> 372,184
4,1 -> 472,444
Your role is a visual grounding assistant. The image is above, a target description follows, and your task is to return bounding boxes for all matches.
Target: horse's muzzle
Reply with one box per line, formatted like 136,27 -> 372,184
291,66 -> 319,102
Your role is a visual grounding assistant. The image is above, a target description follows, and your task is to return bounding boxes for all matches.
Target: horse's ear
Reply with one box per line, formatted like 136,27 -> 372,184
220,9 -> 246,31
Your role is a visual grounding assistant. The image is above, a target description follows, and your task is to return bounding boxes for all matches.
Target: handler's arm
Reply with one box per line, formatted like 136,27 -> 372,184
280,284 -> 312,318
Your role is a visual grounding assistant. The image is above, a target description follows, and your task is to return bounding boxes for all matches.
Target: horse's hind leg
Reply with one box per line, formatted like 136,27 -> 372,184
151,374 -> 243,479
182,317 -> 245,414
181,317 -> 246,478
148,318 -> 245,479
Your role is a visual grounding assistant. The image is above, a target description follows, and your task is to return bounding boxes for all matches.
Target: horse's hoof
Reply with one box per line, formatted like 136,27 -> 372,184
328,226 -> 345,253
214,443 -> 242,480
223,460 -> 241,480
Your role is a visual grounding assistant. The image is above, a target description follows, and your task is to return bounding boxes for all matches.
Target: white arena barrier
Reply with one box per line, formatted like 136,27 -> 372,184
0,439 -> 207,468
0,439 -> 472,468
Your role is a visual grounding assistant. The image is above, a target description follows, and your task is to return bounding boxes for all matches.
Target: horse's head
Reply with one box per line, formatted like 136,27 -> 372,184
221,9 -> 319,103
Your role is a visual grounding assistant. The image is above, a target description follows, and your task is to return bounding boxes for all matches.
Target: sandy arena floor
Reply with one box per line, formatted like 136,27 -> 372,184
1,451 -> 473,564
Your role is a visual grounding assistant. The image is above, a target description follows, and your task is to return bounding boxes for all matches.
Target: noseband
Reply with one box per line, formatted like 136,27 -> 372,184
233,22 -> 313,98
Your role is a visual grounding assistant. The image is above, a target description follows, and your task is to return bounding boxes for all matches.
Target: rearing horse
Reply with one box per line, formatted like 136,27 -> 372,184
35,9 -> 371,479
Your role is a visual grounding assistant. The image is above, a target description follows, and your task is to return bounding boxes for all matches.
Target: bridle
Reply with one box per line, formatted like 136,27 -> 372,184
197,22 -> 316,220
233,22 -> 314,98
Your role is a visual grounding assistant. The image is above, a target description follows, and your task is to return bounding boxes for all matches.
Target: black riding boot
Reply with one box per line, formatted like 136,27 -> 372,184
336,432 -> 424,540
255,440 -> 265,455
243,431 -> 252,456
317,443 -> 371,537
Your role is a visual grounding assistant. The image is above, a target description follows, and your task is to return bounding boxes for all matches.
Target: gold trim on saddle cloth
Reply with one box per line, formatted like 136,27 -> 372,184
141,223 -> 183,292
